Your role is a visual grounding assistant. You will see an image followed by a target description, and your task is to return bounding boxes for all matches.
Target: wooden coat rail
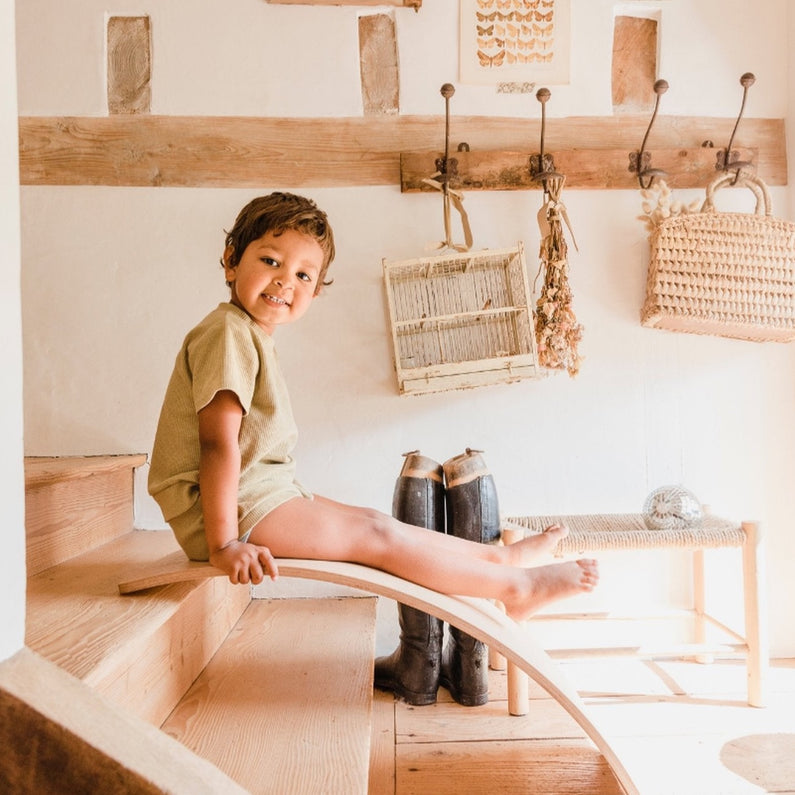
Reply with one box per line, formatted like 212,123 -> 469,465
402,145 -> 762,191
18,114 -> 786,190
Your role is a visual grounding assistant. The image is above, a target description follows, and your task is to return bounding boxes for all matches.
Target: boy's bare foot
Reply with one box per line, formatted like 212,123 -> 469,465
503,524 -> 569,567
503,558 -> 599,622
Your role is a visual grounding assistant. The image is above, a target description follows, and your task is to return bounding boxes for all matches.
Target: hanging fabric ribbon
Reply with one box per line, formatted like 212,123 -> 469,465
533,175 -> 583,377
423,172 -> 473,253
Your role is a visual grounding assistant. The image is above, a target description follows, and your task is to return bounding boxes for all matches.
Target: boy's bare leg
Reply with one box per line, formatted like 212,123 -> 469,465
247,496 -> 597,622
311,495 -> 568,566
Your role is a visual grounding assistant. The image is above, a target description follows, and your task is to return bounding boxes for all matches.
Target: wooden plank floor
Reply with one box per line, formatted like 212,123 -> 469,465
370,658 -> 795,795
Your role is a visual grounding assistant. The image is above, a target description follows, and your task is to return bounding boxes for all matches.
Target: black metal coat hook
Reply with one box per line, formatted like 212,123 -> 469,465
529,87 -> 564,193
717,72 -> 756,181
629,79 -> 669,190
435,83 -> 458,185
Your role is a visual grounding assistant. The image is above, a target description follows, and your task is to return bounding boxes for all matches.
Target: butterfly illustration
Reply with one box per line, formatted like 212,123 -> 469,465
476,0 -> 496,7
534,9 -> 554,21
477,24 -> 494,35
476,11 -> 497,21
477,49 -> 507,67
522,50 -> 553,62
533,21 -> 553,35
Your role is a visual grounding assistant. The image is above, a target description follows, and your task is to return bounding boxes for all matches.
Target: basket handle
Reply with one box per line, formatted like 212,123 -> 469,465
702,171 -> 772,216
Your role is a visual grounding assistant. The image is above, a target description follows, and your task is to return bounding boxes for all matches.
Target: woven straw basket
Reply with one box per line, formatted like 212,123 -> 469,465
641,172 -> 795,342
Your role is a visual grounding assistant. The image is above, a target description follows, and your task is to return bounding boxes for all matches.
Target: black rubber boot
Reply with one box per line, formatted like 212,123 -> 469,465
439,448 -> 501,707
373,451 -> 446,706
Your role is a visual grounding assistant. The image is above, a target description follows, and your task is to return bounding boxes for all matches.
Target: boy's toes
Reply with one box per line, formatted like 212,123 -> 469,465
543,523 -> 569,540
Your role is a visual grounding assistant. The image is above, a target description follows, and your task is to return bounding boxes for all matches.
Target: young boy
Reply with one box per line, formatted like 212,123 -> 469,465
148,192 -> 598,623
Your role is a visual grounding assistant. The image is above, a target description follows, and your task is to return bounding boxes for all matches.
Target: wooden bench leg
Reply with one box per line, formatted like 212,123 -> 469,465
501,524 -> 530,716
692,549 -> 714,664
489,539 -> 508,672
742,521 -> 768,707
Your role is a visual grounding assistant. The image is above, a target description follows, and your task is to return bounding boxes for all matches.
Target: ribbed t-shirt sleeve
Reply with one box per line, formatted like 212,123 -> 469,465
187,314 -> 259,415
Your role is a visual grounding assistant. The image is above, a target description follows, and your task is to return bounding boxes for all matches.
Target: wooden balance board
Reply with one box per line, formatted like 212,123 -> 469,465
119,554 -> 639,795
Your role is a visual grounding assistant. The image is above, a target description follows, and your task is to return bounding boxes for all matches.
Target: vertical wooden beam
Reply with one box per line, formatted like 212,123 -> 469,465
359,13 -> 399,116
107,16 -> 151,115
612,16 -> 657,113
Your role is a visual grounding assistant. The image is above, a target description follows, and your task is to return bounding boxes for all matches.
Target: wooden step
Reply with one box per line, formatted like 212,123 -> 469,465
161,596 -> 378,795
0,647 -> 247,794
25,454 -> 147,576
26,529 -> 250,726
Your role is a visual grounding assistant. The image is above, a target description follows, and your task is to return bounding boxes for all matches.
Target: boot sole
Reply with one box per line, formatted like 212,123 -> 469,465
439,673 -> 489,707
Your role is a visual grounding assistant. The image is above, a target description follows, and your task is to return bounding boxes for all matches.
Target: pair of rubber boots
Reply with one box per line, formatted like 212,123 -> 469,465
373,448 -> 500,707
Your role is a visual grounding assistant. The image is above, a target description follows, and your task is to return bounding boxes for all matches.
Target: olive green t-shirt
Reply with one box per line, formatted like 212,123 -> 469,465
148,302 -> 311,559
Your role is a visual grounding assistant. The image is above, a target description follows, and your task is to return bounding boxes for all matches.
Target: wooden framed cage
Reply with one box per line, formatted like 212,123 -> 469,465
382,243 -> 540,395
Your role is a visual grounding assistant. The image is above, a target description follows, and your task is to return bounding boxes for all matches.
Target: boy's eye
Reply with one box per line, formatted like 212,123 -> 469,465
261,257 -> 279,267
297,272 -> 312,282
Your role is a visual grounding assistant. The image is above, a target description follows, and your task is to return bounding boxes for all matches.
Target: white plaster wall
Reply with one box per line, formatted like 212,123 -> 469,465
1,0 -> 26,662
16,1 -> 795,655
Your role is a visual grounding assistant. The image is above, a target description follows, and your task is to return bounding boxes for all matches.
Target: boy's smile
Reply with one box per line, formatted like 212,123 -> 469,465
223,229 -> 324,335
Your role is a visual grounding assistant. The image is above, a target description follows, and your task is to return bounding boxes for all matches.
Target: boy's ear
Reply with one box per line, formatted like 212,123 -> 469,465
222,245 -> 236,280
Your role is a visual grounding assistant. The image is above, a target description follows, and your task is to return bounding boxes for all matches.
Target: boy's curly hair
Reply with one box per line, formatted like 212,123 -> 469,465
222,192 -> 336,293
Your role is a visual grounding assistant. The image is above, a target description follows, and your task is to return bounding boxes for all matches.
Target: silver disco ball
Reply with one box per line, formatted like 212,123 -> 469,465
643,485 -> 703,530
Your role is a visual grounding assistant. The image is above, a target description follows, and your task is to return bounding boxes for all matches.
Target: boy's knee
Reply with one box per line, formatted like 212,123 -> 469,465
365,513 -> 399,549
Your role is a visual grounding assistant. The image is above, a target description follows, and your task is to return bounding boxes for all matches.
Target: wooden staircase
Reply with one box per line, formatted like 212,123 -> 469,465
13,455 -> 377,794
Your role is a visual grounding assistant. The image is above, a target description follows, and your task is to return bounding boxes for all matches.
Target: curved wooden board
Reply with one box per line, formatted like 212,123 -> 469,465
118,550 -> 223,593
119,557 -> 638,795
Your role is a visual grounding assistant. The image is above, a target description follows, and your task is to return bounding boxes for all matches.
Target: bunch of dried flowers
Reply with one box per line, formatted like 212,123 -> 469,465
535,184 -> 583,377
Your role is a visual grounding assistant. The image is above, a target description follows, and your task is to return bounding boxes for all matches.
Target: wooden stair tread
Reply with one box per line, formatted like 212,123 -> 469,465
26,529 -> 250,724
161,596 -> 377,795
24,454 -> 148,488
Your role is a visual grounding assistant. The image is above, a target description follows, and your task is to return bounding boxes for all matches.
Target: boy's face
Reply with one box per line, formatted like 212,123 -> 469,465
224,229 -> 324,335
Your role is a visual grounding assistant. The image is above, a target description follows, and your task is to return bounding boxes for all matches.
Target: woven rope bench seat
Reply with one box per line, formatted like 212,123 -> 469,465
499,512 -> 767,710
504,513 -> 746,553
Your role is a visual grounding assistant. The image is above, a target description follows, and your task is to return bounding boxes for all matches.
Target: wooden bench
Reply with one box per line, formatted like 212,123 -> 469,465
502,514 -> 768,711
119,553 -> 642,795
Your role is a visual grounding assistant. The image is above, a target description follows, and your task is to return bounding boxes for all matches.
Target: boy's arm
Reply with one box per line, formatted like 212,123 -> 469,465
198,389 -> 278,584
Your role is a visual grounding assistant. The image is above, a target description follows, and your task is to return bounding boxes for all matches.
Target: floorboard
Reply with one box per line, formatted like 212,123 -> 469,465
370,658 -> 795,795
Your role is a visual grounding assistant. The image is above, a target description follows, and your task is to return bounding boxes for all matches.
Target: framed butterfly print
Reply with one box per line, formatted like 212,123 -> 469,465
459,0 -> 570,86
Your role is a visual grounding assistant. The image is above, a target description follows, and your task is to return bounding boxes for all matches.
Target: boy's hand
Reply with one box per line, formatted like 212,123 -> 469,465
209,539 -> 279,585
